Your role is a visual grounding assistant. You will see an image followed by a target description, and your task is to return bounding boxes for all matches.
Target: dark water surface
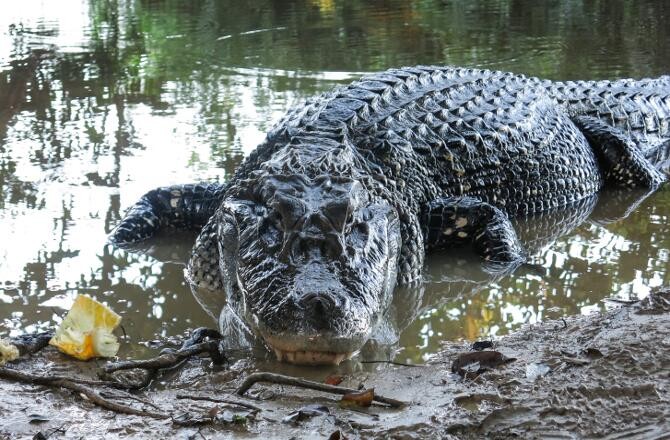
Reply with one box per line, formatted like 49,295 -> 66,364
1,0 -> 669,366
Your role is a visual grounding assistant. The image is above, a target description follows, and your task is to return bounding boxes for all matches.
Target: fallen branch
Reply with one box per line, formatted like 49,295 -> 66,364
100,390 -> 164,411
176,393 -> 262,412
10,331 -> 54,356
360,360 -> 424,367
104,341 -> 224,374
0,367 -> 128,388
235,372 -> 407,408
103,328 -> 226,389
0,366 -> 168,419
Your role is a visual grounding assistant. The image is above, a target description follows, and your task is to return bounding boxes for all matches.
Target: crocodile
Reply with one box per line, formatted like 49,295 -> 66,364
110,66 -> 670,365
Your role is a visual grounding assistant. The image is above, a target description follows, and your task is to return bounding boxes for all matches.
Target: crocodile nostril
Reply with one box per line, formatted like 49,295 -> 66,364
300,292 -> 337,318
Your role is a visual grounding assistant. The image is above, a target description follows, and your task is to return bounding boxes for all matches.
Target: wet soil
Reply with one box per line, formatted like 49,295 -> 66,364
1,289 -> 668,439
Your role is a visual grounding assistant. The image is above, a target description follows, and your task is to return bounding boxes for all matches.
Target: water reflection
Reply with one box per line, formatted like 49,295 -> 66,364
1,0 -> 669,363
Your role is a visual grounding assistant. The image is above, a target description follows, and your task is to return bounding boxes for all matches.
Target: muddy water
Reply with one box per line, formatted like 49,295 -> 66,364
1,0 -> 669,367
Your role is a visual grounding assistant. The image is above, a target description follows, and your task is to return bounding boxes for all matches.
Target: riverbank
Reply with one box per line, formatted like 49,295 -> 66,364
1,289 -> 668,439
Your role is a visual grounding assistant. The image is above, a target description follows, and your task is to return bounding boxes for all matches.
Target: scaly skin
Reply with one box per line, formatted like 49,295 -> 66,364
111,66 -> 670,365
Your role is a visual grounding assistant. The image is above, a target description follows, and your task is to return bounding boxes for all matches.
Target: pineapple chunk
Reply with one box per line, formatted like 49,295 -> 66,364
49,294 -> 122,360
0,339 -> 19,365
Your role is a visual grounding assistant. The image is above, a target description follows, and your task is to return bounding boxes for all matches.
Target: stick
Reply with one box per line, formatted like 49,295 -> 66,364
360,360 -> 424,367
0,367 -> 168,419
104,341 -> 224,374
0,367 -> 127,388
9,331 -> 54,356
100,390 -> 163,411
176,393 -> 262,412
235,372 -> 407,408
102,332 -> 225,389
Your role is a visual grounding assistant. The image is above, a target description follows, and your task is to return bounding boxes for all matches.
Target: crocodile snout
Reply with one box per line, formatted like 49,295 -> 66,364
299,292 -> 339,329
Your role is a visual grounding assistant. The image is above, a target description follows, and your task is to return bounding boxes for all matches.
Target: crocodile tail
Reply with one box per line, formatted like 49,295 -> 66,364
547,75 -> 670,145
109,182 -> 227,244
645,139 -> 670,176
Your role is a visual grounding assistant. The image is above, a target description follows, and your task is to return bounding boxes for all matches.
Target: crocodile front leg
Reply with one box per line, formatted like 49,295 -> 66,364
397,215 -> 424,284
186,216 -> 223,292
109,182 -> 227,244
421,196 -> 525,272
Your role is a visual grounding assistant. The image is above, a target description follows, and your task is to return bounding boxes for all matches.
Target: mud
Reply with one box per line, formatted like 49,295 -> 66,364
1,290 -> 669,439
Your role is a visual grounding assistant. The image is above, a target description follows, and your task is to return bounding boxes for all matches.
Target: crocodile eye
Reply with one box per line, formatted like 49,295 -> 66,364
272,211 -> 285,230
260,213 -> 283,250
342,212 -> 357,235
345,221 -> 369,247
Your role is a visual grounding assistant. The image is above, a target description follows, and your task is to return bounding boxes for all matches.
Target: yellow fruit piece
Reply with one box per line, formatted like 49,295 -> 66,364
0,339 -> 19,365
49,294 -> 122,360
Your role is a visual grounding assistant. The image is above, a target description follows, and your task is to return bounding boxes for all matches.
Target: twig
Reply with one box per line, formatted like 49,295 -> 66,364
34,422 -> 68,440
360,360 -> 424,367
235,372 -> 407,408
0,367 -> 168,419
120,324 -> 128,339
104,341 -> 224,374
0,367 -> 126,389
9,331 -> 54,356
176,393 -> 262,412
100,390 -> 163,411
602,297 -> 639,305
102,328 -> 225,390
102,340 -> 225,389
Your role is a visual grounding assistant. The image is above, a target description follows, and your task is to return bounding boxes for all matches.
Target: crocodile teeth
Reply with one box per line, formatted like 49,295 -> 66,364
270,348 -> 353,365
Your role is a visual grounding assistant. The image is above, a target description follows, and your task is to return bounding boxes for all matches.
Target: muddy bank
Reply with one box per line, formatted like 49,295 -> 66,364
1,290 -> 669,439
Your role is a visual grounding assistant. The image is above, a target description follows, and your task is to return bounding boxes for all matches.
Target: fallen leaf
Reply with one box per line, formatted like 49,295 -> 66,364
213,409 -> 250,424
282,404 -> 330,423
583,347 -> 604,358
231,414 -> 248,424
451,351 -> 515,377
207,406 -> 220,418
329,429 -> 349,440
471,340 -> 494,351
340,388 -> 374,408
325,374 -> 344,385
28,414 -> 50,424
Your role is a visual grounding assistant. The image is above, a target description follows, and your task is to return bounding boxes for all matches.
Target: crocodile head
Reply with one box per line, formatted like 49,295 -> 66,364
217,173 -> 401,365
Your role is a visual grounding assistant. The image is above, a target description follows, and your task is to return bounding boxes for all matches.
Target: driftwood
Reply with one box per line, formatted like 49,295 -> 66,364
104,341 -> 225,375
102,328 -> 226,389
235,372 -> 407,408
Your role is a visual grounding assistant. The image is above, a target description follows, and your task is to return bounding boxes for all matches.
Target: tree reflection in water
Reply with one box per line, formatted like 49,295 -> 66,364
0,0 -> 669,363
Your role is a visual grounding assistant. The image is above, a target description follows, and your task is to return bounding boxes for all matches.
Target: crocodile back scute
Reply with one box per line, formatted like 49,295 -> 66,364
320,66 -> 604,216
547,75 -> 670,149
247,66 -> 668,221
